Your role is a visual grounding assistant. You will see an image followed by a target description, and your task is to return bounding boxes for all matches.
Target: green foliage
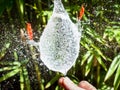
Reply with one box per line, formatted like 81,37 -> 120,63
0,43 -> 10,60
45,73 -> 61,89
0,59 -> 31,90
0,0 -> 14,16
104,25 -> 120,44
105,54 -> 120,90
0,0 -> 120,90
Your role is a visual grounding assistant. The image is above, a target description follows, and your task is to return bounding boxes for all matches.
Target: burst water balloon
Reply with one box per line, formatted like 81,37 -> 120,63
27,0 -> 84,75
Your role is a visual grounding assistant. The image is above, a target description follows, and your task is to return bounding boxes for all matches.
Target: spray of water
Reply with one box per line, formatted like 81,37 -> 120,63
26,0 -> 84,75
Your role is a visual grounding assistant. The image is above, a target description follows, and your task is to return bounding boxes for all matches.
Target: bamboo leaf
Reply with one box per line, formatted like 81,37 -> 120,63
22,66 -> 31,90
80,41 -> 90,50
104,55 -> 120,81
0,43 -> 10,60
114,63 -> 120,90
0,61 -> 21,66
96,56 -> 107,71
14,51 -> 18,61
17,0 -> 24,15
0,68 -> 20,82
81,51 -> 91,65
86,27 -> 106,45
0,66 -> 20,72
45,73 -> 61,89
20,68 -> 24,90
91,44 -> 107,60
85,54 -> 94,76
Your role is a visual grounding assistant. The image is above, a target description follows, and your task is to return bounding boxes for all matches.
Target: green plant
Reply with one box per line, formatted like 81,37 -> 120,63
0,59 -> 31,90
105,54 -> 120,90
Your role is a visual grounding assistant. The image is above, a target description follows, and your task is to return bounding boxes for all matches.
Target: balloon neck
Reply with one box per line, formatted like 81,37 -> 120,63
53,0 -> 65,14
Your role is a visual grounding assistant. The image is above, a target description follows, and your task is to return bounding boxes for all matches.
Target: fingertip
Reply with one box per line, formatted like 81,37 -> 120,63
78,81 -> 88,87
78,81 -> 97,90
58,77 -> 84,90
58,77 -> 65,87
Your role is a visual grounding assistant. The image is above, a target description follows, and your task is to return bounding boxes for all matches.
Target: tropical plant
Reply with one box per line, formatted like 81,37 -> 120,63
0,0 -> 120,90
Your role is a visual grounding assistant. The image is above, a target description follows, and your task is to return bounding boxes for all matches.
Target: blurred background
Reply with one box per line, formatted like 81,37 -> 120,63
0,0 -> 120,90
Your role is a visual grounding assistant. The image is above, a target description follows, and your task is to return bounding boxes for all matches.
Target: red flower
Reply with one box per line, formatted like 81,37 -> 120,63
79,5 -> 85,20
26,23 -> 33,40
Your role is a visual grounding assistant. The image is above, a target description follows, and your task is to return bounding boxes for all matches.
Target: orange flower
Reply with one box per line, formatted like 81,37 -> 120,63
79,5 -> 85,20
26,23 -> 33,40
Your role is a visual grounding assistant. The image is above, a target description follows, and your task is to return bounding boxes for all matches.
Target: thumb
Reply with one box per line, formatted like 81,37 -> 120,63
59,77 -> 85,90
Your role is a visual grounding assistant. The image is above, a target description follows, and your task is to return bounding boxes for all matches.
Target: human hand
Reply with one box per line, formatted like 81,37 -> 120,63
59,77 -> 96,90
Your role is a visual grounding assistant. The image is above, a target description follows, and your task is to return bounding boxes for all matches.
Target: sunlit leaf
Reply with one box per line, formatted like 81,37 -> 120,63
91,44 -> 107,60
104,55 -> 120,81
55,86 -> 59,90
114,63 -> 120,90
96,55 -> 107,71
86,27 -> 106,45
45,74 -> 61,89
80,41 -> 90,50
17,0 -> 24,15
85,54 -> 94,76
14,51 -> 18,61
81,51 -> 91,65
0,68 -> 20,82
22,66 -> 31,90
0,66 -> 20,72
0,43 -> 10,60
20,68 -> 24,90
0,61 -> 21,66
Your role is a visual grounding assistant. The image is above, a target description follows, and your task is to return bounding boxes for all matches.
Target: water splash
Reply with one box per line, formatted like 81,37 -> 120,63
37,0 -> 84,75
25,1 -> 84,75
39,19 -> 81,75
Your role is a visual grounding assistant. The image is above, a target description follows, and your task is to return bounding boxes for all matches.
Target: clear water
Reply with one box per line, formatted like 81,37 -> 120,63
39,14 -> 82,75
27,0 -> 82,75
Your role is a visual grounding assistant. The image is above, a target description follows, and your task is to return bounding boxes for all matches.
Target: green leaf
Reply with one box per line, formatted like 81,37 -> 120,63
20,68 -> 24,90
0,68 -> 20,82
22,66 -> 31,90
86,27 -> 106,45
45,73 -> 61,89
0,43 -> 10,60
85,54 -> 94,76
80,41 -> 90,50
16,0 -> 24,15
0,61 -> 21,66
96,56 -> 107,71
114,63 -> 120,90
91,44 -> 107,60
104,55 -> 120,81
14,51 -> 18,61
81,51 -> 91,65
0,66 -> 20,72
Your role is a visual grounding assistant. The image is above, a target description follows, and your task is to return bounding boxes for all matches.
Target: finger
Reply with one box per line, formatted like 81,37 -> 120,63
78,81 -> 97,90
59,77 -> 85,90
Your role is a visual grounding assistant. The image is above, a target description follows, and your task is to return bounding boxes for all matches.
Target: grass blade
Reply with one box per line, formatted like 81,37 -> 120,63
0,68 -> 20,82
